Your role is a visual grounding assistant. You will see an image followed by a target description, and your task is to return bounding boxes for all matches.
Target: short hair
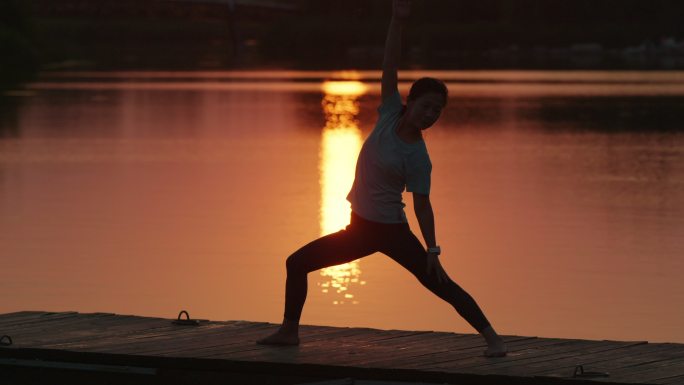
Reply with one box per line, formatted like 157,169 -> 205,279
407,77 -> 448,106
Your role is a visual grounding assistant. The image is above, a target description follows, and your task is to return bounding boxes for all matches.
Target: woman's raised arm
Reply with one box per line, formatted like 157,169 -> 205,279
382,0 -> 410,103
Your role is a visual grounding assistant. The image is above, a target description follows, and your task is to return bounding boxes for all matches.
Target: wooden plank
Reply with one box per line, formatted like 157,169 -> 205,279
148,330 -> 289,357
154,322 -> 296,356
299,333 -> 485,366
0,311 -> 118,331
352,337 -> 536,370
188,326 -> 387,362
469,352 -> 629,380
0,311 -> 49,324
336,334 -> 495,367
364,336 -> 480,361
38,322 -> 188,351
2,311 -> 79,321
371,335 -> 488,360
601,348 -> 684,377
339,346 -> 479,369
13,314 -> 125,343
1,312 -> 110,336
355,331 -> 459,348
457,339 -> 638,371
260,334 -> 514,369
4,313 -> 167,348
45,314 -> 171,339
357,336 -> 559,370
201,328 -> 417,363
651,374 -> 684,384
93,320 -> 280,355
345,332 -> 481,364
550,342 -> 682,379
222,341 -> 372,365
57,319 -> 266,352
318,334 -> 462,366
246,326 -> 418,355
35,315 -> 176,349
385,335 -> 562,371
199,327 -> 398,360
166,324 -> 360,356
1,313 -> 119,345
292,331 -> 443,363
283,328 -> 436,356
3,311 -> 684,385
107,323 -> 278,356
420,339 -> 622,374
459,340 -> 645,373
528,342 -> 681,378
361,332 -> 513,355
0,312 -> 80,331
87,324 -> 250,354
607,358 -> 684,384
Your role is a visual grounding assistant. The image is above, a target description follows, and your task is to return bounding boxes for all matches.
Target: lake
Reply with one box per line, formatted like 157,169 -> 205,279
1,70 -> 683,343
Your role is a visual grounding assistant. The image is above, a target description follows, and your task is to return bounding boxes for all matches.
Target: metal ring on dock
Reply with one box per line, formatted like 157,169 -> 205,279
573,364 -> 609,378
172,310 -> 200,326
0,335 -> 12,346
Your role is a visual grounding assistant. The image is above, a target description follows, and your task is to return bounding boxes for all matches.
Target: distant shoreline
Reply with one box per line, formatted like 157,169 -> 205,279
17,0 -> 684,72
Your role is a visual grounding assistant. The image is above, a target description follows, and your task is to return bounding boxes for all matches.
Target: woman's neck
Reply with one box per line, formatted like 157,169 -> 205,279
396,117 -> 423,144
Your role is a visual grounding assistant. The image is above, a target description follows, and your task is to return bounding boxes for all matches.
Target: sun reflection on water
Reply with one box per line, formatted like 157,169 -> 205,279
318,79 -> 366,305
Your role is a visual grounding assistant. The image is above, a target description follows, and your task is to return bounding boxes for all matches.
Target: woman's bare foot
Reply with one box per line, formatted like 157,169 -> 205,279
256,329 -> 300,345
256,318 -> 300,346
480,325 -> 508,357
484,340 -> 508,357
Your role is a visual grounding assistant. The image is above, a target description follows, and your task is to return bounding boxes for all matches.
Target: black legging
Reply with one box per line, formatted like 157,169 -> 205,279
284,211 -> 492,333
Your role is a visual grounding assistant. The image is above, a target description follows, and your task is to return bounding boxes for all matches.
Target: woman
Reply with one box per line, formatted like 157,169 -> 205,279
257,0 -> 508,358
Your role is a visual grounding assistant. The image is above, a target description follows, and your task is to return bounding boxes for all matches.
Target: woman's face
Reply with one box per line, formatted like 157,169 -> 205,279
406,92 -> 445,130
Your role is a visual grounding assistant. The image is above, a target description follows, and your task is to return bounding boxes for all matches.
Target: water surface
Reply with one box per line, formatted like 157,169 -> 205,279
2,71 -> 683,343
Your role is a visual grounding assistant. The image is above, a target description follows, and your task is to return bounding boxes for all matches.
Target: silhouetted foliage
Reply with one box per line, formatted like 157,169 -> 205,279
0,0 -> 38,87
13,0 -> 684,70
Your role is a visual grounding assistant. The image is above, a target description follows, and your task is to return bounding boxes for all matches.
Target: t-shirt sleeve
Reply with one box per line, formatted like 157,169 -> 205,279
405,151 -> 432,195
377,90 -> 403,116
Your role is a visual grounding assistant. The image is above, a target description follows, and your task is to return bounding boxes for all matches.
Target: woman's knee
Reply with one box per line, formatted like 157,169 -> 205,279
286,255 -> 302,273
286,251 -> 316,275
420,273 -> 461,297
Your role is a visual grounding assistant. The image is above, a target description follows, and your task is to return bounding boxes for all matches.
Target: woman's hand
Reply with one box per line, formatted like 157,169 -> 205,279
393,0 -> 411,20
426,252 -> 449,285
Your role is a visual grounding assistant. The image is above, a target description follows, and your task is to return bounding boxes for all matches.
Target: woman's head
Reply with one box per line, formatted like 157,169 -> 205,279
408,77 -> 448,106
404,77 -> 448,130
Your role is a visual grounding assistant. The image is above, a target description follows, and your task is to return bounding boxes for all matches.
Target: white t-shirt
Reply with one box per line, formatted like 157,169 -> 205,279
346,90 -> 432,223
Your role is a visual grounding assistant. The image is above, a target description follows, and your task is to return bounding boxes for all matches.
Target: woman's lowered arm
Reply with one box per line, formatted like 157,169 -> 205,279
413,192 -> 436,249
413,192 -> 448,284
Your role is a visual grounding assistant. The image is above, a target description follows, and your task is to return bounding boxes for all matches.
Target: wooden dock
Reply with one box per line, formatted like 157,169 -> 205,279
1,311 -> 684,385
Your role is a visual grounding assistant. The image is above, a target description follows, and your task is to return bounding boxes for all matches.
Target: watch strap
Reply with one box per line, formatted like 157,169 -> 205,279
427,246 -> 441,255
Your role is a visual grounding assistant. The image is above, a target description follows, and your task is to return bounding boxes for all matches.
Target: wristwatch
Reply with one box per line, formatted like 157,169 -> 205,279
427,246 -> 441,255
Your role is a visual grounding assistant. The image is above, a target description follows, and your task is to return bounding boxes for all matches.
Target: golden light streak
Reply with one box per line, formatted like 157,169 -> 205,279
318,78 -> 366,305
320,128 -> 361,233
321,80 -> 368,96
